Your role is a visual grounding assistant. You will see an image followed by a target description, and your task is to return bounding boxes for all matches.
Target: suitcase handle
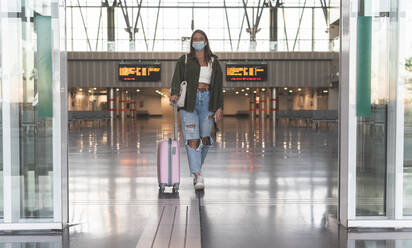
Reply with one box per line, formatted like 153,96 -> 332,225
173,103 -> 178,140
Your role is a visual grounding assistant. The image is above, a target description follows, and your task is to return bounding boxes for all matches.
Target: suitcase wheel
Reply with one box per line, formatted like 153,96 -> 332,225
159,183 -> 166,193
173,183 -> 179,192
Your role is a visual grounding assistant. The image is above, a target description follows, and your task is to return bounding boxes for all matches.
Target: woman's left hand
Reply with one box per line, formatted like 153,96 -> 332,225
214,108 -> 223,122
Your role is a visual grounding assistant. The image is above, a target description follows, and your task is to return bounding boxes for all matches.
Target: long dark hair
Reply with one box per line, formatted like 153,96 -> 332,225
189,29 -> 214,64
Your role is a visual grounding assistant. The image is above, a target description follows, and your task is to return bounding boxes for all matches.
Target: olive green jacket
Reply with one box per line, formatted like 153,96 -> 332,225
170,53 -> 223,113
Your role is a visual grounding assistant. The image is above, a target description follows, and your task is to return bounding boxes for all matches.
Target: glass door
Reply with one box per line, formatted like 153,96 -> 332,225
340,0 -> 412,227
0,0 -> 67,229
355,0 -> 390,217
402,0 -> 412,217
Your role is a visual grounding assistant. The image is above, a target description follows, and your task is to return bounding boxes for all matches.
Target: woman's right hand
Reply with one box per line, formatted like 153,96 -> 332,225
170,95 -> 178,103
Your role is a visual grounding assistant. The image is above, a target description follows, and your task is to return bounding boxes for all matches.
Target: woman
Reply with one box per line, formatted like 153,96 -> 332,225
170,29 -> 223,190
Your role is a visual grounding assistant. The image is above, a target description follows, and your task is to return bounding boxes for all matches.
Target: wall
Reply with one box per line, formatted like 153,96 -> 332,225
69,89 -> 162,115
278,88 -> 329,110
133,95 -> 162,116
223,95 -> 250,115
69,90 -> 107,111
68,51 -> 338,89
68,87 -> 335,114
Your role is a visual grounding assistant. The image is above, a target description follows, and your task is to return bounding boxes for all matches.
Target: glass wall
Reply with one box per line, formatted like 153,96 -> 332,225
0,0 -> 67,229
65,0 -> 340,52
340,0 -> 412,227
402,0 -> 412,216
0,1 -> 3,220
355,0 -> 390,216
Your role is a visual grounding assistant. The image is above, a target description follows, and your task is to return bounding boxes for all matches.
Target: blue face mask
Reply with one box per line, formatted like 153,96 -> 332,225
192,41 -> 206,51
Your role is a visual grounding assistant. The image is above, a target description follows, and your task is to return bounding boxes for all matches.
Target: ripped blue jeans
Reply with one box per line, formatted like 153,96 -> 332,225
179,91 -> 214,175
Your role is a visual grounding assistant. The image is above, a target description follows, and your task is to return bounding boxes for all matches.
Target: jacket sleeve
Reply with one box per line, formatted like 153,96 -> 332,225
216,61 -> 224,110
171,57 -> 183,96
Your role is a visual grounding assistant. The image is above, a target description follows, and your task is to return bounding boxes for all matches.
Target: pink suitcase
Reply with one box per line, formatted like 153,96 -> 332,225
157,104 -> 180,192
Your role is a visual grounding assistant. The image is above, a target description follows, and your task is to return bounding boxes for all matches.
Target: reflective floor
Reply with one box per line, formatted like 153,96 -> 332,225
1,117 -> 412,248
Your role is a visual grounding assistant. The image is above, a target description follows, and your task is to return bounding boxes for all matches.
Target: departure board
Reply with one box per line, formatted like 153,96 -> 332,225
226,63 -> 267,81
118,63 -> 161,81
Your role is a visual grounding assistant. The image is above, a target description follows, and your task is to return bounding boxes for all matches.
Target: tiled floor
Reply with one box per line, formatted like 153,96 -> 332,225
199,118 -> 340,248
1,117 -> 411,248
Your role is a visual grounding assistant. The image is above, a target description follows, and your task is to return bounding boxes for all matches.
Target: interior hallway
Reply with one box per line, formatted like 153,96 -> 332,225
65,117 -> 412,248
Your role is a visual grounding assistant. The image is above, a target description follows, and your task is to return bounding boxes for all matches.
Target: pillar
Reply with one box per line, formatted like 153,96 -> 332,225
130,91 -> 136,119
328,88 -> 339,110
108,88 -> 115,119
255,95 -> 260,118
267,90 -> 270,116
260,90 -> 266,120
269,5 -> 278,51
107,1 -> 116,51
115,89 -> 120,117
271,88 -> 277,122
125,89 -> 130,118
121,89 -> 126,120
249,94 -> 255,121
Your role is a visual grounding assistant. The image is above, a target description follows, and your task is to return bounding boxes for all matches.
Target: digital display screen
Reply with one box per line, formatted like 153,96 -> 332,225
118,63 -> 161,81
226,63 -> 267,81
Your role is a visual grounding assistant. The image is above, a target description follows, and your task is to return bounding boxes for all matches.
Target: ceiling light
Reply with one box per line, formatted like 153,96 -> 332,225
125,90 -> 128,94
235,91 -> 239,94
284,87 -> 288,90
93,88 -> 97,90
245,93 -> 249,96
323,90 -> 329,93
289,90 -> 293,93
262,88 -> 266,91
253,91 -> 257,94
246,88 -> 250,90
298,88 -> 302,91
116,88 -> 120,92
88,90 -> 92,93
79,88 -> 83,92
136,89 -> 140,92
241,89 -> 245,92
223,90 -> 226,93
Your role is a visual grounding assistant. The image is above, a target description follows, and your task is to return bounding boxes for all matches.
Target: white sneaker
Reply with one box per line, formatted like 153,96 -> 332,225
194,176 -> 205,190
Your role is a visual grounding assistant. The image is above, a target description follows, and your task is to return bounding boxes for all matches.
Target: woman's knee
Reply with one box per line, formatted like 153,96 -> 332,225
187,139 -> 200,149
201,137 -> 211,146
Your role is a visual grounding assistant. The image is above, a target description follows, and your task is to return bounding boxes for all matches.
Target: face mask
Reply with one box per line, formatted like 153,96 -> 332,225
192,41 -> 206,51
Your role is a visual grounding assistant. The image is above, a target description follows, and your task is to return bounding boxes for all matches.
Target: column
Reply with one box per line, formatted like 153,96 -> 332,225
130,91 -> 136,119
269,5 -> 279,51
271,88 -> 277,122
121,89 -> 126,120
249,93 -> 255,121
115,89 -> 119,117
267,90 -> 271,117
255,94 -> 260,118
107,1 -> 116,51
108,88 -> 115,119
260,90 -> 266,120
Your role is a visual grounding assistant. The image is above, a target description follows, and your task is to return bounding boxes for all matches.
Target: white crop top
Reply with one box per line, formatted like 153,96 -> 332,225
198,62 -> 213,84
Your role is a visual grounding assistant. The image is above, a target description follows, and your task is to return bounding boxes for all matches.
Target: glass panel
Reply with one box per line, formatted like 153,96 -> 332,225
0,1 -> 3,220
354,240 -> 392,248
0,0 -> 60,223
402,0 -> 412,216
65,2 -> 339,52
356,0 -> 390,216
19,1 -> 54,219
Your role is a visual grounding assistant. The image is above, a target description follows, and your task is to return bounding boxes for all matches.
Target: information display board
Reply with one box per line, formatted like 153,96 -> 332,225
118,63 -> 161,81
226,63 -> 268,81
